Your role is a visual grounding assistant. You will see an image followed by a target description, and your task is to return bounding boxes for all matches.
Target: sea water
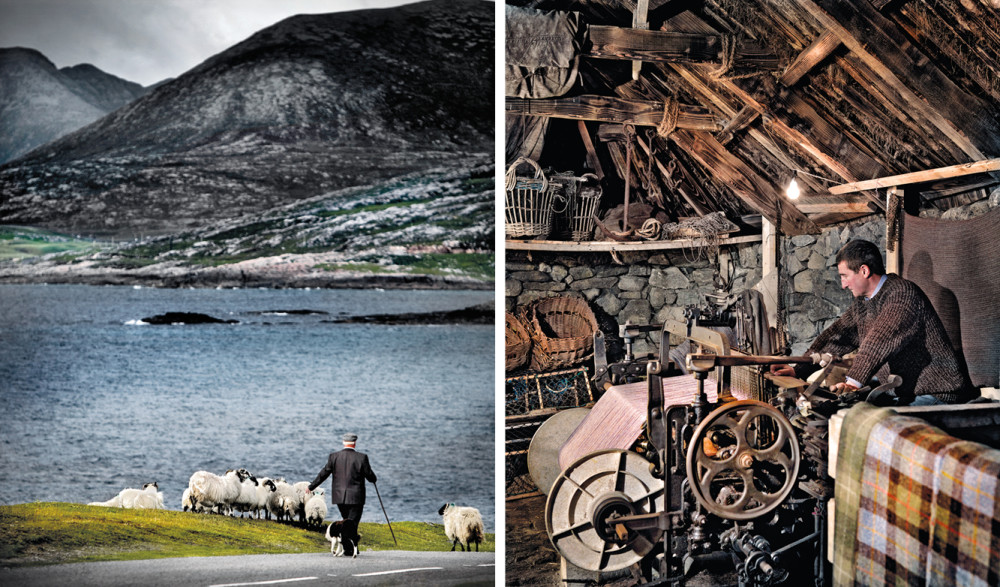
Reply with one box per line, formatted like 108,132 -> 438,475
0,284 -> 495,530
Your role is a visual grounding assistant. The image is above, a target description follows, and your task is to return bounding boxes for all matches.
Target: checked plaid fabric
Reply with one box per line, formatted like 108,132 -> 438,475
834,403 -> 1000,586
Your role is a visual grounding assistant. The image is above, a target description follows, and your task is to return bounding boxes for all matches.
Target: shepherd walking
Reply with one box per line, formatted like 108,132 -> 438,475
307,433 -> 377,557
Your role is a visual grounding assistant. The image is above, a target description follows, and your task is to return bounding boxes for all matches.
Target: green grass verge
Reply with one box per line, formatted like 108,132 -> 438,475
0,502 -> 493,568
0,226 -> 102,261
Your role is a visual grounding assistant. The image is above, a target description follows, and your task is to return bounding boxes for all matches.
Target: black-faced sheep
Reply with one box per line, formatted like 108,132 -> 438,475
232,472 -> 260,517
181,487 -> 208,513
268,479 -> 300,522
255,478 -> 277,520
89,482 -> 164,509
438,503 -> 484,552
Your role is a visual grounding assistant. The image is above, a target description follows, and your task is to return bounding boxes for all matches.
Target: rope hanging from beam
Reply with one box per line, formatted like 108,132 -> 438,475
656,97 -> 679,138
708,35 -> 736,80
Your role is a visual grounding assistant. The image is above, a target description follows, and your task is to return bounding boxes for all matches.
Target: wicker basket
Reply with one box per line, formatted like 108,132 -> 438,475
505,157 -> 556,239
570,174 -> 601,241
505,312 -> 532,372
525,296 -> 599,372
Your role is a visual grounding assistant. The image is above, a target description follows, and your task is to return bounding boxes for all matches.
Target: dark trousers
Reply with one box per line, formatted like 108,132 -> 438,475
336,504 -> 363,553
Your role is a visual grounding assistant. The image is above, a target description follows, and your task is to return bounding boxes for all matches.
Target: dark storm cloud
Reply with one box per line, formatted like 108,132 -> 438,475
0,0 -> 421,86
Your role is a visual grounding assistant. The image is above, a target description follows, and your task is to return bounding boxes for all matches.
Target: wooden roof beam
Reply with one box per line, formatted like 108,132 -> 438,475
795,194 -> 872,213
779,30 -> 841,86
828,157 -> 1000,194
587,26 -> 780,69
716,106 -> 760,146
505,95 -> 722,131
666,63 -> 883,210
796,0 -> 1000,159
669,129 -> 818,235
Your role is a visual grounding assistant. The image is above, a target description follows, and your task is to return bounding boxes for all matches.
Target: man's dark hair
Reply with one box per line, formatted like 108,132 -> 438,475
835,239 -> 885,275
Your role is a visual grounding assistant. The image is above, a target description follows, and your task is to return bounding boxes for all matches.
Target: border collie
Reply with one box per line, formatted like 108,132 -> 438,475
325,520 -> 359,558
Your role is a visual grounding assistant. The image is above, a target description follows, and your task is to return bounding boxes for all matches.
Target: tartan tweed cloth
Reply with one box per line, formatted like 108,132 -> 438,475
834,403 -> 1000,586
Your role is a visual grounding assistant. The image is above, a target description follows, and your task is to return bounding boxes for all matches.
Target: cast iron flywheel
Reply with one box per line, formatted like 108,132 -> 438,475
685,400 -> 800,521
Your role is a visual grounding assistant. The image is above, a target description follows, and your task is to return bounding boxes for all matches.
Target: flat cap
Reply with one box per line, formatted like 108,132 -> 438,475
342,433 -> 358,442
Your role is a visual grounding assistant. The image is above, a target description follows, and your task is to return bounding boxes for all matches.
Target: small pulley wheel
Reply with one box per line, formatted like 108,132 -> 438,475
685,400 -> 800,521
545,449 -> 664,572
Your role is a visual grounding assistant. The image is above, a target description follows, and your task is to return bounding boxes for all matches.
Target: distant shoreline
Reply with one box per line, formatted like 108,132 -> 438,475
0,263 -> 493,290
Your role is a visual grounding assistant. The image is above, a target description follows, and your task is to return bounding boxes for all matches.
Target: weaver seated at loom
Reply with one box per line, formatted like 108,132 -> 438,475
771,240 -> 977,406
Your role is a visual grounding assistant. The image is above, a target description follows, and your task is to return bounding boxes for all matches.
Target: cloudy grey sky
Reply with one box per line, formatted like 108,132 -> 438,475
0,0 -> 426,86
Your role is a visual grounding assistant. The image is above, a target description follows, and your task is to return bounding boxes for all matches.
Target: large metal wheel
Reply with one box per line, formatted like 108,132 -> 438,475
545,449 -> 664,572
527,407 -> 590,495
685,400 -> 800,521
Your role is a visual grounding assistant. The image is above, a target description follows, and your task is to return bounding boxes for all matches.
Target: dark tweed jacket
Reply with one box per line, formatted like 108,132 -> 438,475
308,448 -> 377,505
794,274 -> 973,403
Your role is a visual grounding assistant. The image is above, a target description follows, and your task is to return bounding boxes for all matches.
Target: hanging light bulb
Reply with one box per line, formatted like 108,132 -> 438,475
786,177 -> 801,200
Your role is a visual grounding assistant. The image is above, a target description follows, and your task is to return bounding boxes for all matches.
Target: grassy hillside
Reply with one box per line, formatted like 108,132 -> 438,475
0,502 -> 494,568
0,226 -> 103,261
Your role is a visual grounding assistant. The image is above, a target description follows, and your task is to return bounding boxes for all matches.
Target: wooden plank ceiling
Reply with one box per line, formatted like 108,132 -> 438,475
505,0 -> 1000,235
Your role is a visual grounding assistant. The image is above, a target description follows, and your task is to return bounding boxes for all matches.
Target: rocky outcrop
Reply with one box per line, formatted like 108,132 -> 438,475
331,302 -> 493,324
140,312 -> 237,325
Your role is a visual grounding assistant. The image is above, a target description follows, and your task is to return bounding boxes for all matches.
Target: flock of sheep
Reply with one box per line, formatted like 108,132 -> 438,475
87,468 -> 485,551
182,468 -> 329,526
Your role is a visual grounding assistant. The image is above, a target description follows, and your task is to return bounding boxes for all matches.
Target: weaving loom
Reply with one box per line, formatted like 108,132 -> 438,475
558,375 -> 748,470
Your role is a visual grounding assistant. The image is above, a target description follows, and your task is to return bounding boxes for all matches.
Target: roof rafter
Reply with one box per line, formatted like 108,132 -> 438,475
505,95 -> 722,130
796,0 -> 1000,159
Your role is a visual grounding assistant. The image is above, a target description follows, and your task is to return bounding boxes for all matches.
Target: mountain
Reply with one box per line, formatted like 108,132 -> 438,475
0,0 -> 493,239
0,47 -> 148,164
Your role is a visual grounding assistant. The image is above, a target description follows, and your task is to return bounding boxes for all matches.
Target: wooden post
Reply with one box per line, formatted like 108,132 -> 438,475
632,0 -> 649,80
885,186 -> 902,275
754,217 -> 779,336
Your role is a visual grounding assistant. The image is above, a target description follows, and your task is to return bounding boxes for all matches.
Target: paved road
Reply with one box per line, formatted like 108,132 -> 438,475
0,551 -> 496,586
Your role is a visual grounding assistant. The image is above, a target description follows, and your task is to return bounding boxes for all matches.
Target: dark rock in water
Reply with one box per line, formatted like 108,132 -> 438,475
330,302 -> 492,325
247,309 -> 329,315
141,312 -> 238,325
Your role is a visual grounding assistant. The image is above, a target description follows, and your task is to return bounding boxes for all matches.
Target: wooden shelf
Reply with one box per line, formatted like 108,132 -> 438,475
505,234 -> 762,252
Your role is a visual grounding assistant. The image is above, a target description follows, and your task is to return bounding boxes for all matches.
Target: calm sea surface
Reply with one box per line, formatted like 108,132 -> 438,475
0,284 -> 495,530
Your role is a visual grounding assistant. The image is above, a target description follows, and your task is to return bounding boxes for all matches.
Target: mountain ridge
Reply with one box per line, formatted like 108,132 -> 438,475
0,47 -> 149,164
0,0 -> 493,241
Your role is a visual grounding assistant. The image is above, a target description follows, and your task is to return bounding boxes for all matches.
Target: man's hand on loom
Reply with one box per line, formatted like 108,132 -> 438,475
769,363 -> 795,377
830,381 -> 859,394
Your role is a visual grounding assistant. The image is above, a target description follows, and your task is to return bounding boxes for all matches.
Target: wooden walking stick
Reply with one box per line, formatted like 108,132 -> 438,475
374,482 -> 397,546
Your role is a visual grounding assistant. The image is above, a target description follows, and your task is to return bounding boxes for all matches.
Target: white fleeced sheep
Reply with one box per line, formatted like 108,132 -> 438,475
292,481 -> 312,523
305,488 -> 327,527
268,479 -> 300,522
89,482 -> 164,510
232,472 -> 260,517
188,468 -> 245,515
277,484 -> 301,522
438,503 -> 484,552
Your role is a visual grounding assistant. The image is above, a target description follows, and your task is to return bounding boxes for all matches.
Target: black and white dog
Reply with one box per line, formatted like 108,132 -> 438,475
325,520 -> 359,558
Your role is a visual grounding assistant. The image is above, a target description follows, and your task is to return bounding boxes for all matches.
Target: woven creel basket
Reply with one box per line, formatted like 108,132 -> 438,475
505,157 -> 556,239
526,296 -> 599,371
505,312 -> 532,372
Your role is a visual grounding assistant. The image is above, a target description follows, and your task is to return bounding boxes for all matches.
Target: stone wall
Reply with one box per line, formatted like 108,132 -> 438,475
506,191 -> 1000,364
506,245 -> 762,359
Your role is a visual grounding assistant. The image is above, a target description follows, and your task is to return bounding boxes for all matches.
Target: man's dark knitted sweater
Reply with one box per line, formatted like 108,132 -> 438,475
793,274 -> 973,403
